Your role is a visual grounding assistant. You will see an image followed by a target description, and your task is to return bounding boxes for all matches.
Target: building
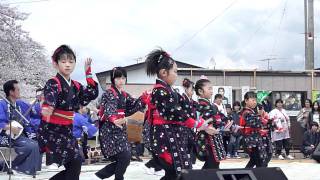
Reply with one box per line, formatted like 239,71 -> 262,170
95,60 -> 202,97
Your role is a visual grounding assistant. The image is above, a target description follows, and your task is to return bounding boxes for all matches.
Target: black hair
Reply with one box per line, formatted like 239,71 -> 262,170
214,94 -> 223,100
182,78 -> 194,89
145,49 -> 175,77
312,101 -> 320,113
233,101 -> 241,109
243,91 -> 257,107
195,79 -> 211,96
303,99 -> 312,108
110,67 -> 127,85
52,45 -> 76,63
244,91 -> 257,100
218,87 -> 225,92
3,80 -> 18,97
225,104 -> 232,109
275,99 -> 283,106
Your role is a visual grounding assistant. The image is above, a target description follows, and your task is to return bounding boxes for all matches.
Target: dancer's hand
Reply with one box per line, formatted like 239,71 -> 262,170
84,58 -> 92,73
114,118 -> 127,128
205,126 -> 219,135
42,106 -> 54,116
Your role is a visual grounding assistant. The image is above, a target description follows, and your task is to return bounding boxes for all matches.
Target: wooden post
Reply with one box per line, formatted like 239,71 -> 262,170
311,70 -> 314,90
223,70 -> 226,86
253,69 -> 257,89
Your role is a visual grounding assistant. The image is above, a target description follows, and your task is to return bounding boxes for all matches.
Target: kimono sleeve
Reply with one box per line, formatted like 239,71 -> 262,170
0,102 -> 8,129
78,81 -> 99,106
125,93 -> 146,117
43,79 -> 60,107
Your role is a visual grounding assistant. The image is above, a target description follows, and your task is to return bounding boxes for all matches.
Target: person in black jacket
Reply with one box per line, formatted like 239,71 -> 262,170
301,122 -> 320,158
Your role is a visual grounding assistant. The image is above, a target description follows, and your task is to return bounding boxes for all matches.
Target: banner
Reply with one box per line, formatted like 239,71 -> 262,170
213,86 -> 232,105
241,86 -> 250,101
257,90 -> 271,103
312,90 -> 320,102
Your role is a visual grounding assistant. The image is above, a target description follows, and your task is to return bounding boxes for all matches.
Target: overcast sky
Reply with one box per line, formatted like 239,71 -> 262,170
4,0 -> 320,81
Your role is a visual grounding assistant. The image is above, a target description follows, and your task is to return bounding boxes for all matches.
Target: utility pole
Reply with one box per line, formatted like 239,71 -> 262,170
305,0 -> 314,70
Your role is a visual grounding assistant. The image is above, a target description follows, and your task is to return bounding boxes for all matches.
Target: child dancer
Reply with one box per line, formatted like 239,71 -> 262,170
95,67 -> 146,180
257,104 -> 273,167
142,91 -> 164,176
145,49 -> 214,180
181,78 -> 198,165
194,78 -> 226,169
240,92 -> 267,168
39,45 -> 99,180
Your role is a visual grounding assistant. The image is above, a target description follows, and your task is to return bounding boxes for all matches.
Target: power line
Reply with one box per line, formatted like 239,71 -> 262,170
3,0 -> 49,5
172,0 -> 239,54
270,0 -> 288,56
230,1 -> 284,59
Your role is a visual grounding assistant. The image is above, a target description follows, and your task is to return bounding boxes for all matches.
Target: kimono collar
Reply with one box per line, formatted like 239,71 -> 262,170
182,93 -> 191,102
243,107 -> 255,113
156,79 -> 174,91
111,84 -> 124,96
198,98 -> 210,105
57,73 -> 71,86
5,97 -> 17,107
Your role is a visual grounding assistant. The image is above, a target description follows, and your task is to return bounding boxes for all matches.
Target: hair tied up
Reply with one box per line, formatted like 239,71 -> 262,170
158,52 -> 171,63
112,67 -> 117,78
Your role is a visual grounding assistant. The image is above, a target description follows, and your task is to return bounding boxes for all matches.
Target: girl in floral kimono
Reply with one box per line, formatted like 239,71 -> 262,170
194,78 -> 226,169
95,67 -> 146,180
145,49 -> 214,180
181,78 -> 198,165
240,92 -> 267,168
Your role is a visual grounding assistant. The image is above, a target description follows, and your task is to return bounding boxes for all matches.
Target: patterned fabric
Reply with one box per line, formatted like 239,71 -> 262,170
261,113 -> 274,160
0,131 -> 10,147
150,124 -> 192,171
241,108 -> 268,161
150,80 -> 195,173
182,93 -> 197,119
195,98 -> 226,162
151,80 -> 191,122
142,119 -> 151,150
38,73 -> 98,166
181,93 -> 198,152
99,85 -> 145,158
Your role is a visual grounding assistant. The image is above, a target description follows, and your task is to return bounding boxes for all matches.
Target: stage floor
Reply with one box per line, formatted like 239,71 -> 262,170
1,158 -> 319,180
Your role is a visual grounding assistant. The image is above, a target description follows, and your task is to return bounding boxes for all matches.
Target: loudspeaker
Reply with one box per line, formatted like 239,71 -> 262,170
180,167 -> 288,180
312,143 -> 320,163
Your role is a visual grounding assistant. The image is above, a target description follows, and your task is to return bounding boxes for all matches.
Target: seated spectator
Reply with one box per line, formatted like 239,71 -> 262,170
0,80 -> 41,176
73,106 -> 98,161
302,122 -> 320,158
